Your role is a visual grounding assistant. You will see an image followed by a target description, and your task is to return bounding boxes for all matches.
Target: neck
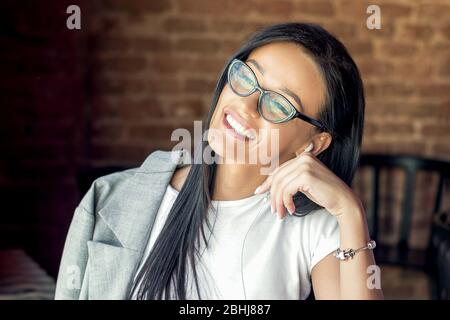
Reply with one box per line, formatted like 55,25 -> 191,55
212,161 -> 266,201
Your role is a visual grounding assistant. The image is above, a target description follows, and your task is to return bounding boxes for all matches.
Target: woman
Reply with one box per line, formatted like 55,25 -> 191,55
55,22 -> 383,300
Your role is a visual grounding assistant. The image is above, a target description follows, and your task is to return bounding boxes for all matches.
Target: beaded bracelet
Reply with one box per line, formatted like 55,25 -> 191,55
334,240 -> 377,261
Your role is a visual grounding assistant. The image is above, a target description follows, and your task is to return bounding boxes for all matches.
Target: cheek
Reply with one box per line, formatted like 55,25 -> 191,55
276,124 -> 309,155
209,87 -> 230,129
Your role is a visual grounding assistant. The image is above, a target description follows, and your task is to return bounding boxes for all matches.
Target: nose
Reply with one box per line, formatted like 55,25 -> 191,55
238,88 -> 262,119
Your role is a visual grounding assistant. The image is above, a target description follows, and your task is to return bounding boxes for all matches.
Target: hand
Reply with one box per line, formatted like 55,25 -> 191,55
254,150 -> 362,219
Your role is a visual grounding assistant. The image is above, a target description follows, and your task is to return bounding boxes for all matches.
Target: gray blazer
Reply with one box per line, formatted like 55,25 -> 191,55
55,150 -> 185,299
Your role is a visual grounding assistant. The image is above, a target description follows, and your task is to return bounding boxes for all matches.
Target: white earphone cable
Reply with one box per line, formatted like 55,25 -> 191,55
240,192 -> 270,300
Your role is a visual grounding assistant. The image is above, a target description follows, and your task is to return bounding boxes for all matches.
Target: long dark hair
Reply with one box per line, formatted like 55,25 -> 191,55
128,22 -> 365,299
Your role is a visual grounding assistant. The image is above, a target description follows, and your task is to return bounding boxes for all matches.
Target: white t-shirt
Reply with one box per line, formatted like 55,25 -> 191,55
132,184 -> 340,300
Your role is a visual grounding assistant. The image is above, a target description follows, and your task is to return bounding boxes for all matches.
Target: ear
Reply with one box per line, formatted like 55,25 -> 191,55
295,132 -> 333,157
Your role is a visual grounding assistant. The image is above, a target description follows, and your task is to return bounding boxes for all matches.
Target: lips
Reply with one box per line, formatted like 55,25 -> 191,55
223,107 -> 256,140
223,108 -> 253,131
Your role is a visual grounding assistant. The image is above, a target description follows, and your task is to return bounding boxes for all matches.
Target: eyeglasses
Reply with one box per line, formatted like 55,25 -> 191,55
227,58 -> 325,130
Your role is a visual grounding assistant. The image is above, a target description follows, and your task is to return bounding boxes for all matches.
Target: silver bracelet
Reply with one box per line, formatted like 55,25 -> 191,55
334,240 -> 376,261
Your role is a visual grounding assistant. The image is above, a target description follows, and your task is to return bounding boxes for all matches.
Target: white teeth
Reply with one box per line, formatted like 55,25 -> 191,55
226,114 -> 254,139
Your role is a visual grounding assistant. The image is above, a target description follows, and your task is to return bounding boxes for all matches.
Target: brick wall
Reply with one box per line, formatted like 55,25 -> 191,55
86,0 -> 450,165
1,0 -> 449,274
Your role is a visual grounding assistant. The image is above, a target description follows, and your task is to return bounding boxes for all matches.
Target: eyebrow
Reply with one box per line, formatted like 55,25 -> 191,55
246,59 -> 305,112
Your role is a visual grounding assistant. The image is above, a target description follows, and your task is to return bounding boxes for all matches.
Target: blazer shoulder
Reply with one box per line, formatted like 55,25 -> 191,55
77,149 -> 183,214
77,168 -> 137,215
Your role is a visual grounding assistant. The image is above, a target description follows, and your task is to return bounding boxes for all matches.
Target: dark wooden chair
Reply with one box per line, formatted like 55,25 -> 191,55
432,209 -> 450,299
355,154 -> 450,299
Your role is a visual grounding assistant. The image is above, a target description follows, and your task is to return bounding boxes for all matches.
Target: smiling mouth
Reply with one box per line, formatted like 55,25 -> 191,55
222,112 -> 256,141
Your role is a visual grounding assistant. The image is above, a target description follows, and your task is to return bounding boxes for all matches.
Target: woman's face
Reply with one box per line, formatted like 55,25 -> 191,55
207,41 -> 327,167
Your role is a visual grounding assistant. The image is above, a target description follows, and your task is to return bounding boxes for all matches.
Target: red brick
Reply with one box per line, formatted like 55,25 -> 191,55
381,3 -> 412,18
175,37 -> 222,54
295,0 -> 335,16
367,101 -> 450,119
365,82 -> 414,98
177,0 -> 225,14
177,0 -> 253,15
93,56 -> 147,73
438,58 -> 450,77
367,121 -> 415,137
416,84 -> 450,98
92,76 -> 147,95
399,24 -> 434,41
254,0 -> 295,16
182,77 -> 216,94
148,78 -> 182,94
362,141 -> 427,157
128,123 -> 193,142
104,0 -> 172,13
208,20 -> 266,34
417,3 -> 450,21
147,55 -> 224,75
91,143 -> 149,163
167,98 -> 207,118
421,123 -> 450,138
431,143 -> 450,160
442,24 -> 450,40
345,40 -> 373,56
358,59 -> 393,78
364,22 -> 396,39
91,36 -> 131,53
118,97 -> 165,119
129,36 -> 173,53
162,17 -> 207,33
379,42 -> 418,56
321,21 -> 357,39
389,62 -> 433,79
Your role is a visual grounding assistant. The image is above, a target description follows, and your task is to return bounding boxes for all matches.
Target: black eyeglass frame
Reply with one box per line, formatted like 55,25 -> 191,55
227,58 -> 326,130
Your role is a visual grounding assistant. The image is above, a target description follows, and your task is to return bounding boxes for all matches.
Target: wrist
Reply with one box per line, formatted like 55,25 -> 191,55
333,192 -> 364,219
336,200 -> 371,246
335,199 -> 365,225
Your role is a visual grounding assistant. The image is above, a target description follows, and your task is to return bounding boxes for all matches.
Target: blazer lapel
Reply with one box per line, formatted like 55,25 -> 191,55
87,150 -> 187,299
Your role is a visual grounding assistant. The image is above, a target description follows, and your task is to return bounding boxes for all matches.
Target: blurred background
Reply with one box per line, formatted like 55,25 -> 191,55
0,0 -> 449,299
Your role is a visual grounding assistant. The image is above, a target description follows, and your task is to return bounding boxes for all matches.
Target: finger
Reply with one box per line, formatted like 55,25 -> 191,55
265,156 -> 318,216
280,165 -> 318,215
271,168 -> 299,219
267,158 -> 310,217
256,157 -> 297,194
282,178 -> 303,215
275,182 -> 286,219
277,173 -> 300,217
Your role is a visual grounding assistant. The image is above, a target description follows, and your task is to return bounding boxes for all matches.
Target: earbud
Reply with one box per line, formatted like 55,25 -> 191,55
304,142 -> 314,153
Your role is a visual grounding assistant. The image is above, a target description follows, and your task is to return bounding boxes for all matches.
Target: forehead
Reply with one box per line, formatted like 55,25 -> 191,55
247,42 -> 326,113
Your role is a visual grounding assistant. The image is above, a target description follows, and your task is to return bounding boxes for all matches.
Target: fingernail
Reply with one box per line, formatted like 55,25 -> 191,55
271,205 -> 275,214
287,206 -> 294,215
277,212 -> 283,220
254,186 -> 261,195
